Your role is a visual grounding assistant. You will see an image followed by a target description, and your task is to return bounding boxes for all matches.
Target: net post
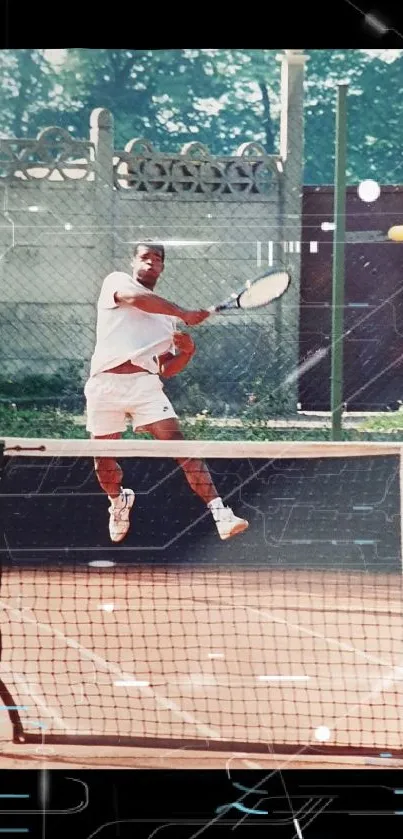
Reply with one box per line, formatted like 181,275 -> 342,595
0,439 -> 26,742
330,83 -> 348,441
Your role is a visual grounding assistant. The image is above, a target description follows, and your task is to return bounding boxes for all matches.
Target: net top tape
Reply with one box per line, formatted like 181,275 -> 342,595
2,437 -> 402,459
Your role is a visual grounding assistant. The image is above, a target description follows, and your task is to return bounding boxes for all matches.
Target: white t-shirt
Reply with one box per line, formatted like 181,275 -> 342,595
90,271 -> 177,377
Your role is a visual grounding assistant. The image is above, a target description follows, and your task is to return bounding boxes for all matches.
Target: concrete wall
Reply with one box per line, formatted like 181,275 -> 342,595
0,51 -> 307,415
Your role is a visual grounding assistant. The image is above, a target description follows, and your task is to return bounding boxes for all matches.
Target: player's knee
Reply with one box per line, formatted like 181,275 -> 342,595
176,457 -> 204,476
95,456 -> 119,476
176,456 -> 195,466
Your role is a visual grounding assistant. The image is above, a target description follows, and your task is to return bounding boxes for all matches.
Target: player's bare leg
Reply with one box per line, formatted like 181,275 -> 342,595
92,432 -> 135,543
137,418 -> 249,540
137,418 -> 218,502
93,432 -> 123,497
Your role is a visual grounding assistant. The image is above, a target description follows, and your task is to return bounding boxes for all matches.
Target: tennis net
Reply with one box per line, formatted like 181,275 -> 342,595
0,437 -> 402,757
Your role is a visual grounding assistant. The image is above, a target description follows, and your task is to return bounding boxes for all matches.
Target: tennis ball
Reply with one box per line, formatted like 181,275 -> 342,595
387,225 -> 403,242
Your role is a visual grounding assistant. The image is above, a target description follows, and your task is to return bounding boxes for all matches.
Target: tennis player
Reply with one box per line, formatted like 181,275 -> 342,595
85,241 -> 249,543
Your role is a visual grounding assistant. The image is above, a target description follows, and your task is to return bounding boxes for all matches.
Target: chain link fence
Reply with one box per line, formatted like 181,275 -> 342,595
3,51 -> 399,441
0,53 -> 307,439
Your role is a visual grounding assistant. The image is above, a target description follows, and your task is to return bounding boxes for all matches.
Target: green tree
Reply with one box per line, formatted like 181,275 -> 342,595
303,48 -> 403,183
0,50 -> 58,138
48,48 -> 281,154
1,48 -> 403,184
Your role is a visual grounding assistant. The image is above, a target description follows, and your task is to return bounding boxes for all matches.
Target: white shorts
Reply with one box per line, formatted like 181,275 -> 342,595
84,372 -> 177,436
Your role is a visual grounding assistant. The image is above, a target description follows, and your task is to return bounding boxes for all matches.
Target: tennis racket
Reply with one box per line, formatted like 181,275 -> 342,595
208,267 -> 291,314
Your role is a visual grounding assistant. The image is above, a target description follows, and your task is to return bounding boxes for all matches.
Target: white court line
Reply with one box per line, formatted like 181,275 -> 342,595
270,587 -> 403,613
189,581 -> 403,615
0,600 -> 221,740
157,585 -> 402,673
205,594 -> 401,669
257,675 -> 310,682
253,599 -> 402,616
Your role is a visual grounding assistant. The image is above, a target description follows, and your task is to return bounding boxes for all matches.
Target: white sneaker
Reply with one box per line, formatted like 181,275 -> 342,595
213,506 -> 249,541
108,489 -> 135,543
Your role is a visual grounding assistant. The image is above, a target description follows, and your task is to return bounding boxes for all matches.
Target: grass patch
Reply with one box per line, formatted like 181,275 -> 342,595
358,412 -> 403,433
0,405 -> 401,443
0,406 -> 87,438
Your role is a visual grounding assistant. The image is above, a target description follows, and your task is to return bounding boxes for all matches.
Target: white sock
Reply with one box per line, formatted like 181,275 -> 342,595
207,497 -> 225,512
109,488 -> 125,508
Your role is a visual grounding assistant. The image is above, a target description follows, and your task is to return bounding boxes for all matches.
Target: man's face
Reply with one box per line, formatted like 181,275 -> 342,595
132,246 -> 164,289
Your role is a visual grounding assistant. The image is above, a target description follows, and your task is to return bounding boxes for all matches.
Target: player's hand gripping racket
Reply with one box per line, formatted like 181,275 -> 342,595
208,267 -> 291,313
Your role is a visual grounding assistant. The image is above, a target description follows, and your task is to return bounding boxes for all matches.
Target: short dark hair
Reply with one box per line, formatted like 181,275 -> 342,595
133,240 -> 165,263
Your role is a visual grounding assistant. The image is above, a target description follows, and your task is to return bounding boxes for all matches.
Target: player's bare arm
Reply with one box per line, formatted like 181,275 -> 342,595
158,332 -> 195,378
114,290 -> 210,326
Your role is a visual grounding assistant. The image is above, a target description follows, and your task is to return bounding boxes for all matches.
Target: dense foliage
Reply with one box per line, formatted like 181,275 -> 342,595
1,48 -> 402,184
